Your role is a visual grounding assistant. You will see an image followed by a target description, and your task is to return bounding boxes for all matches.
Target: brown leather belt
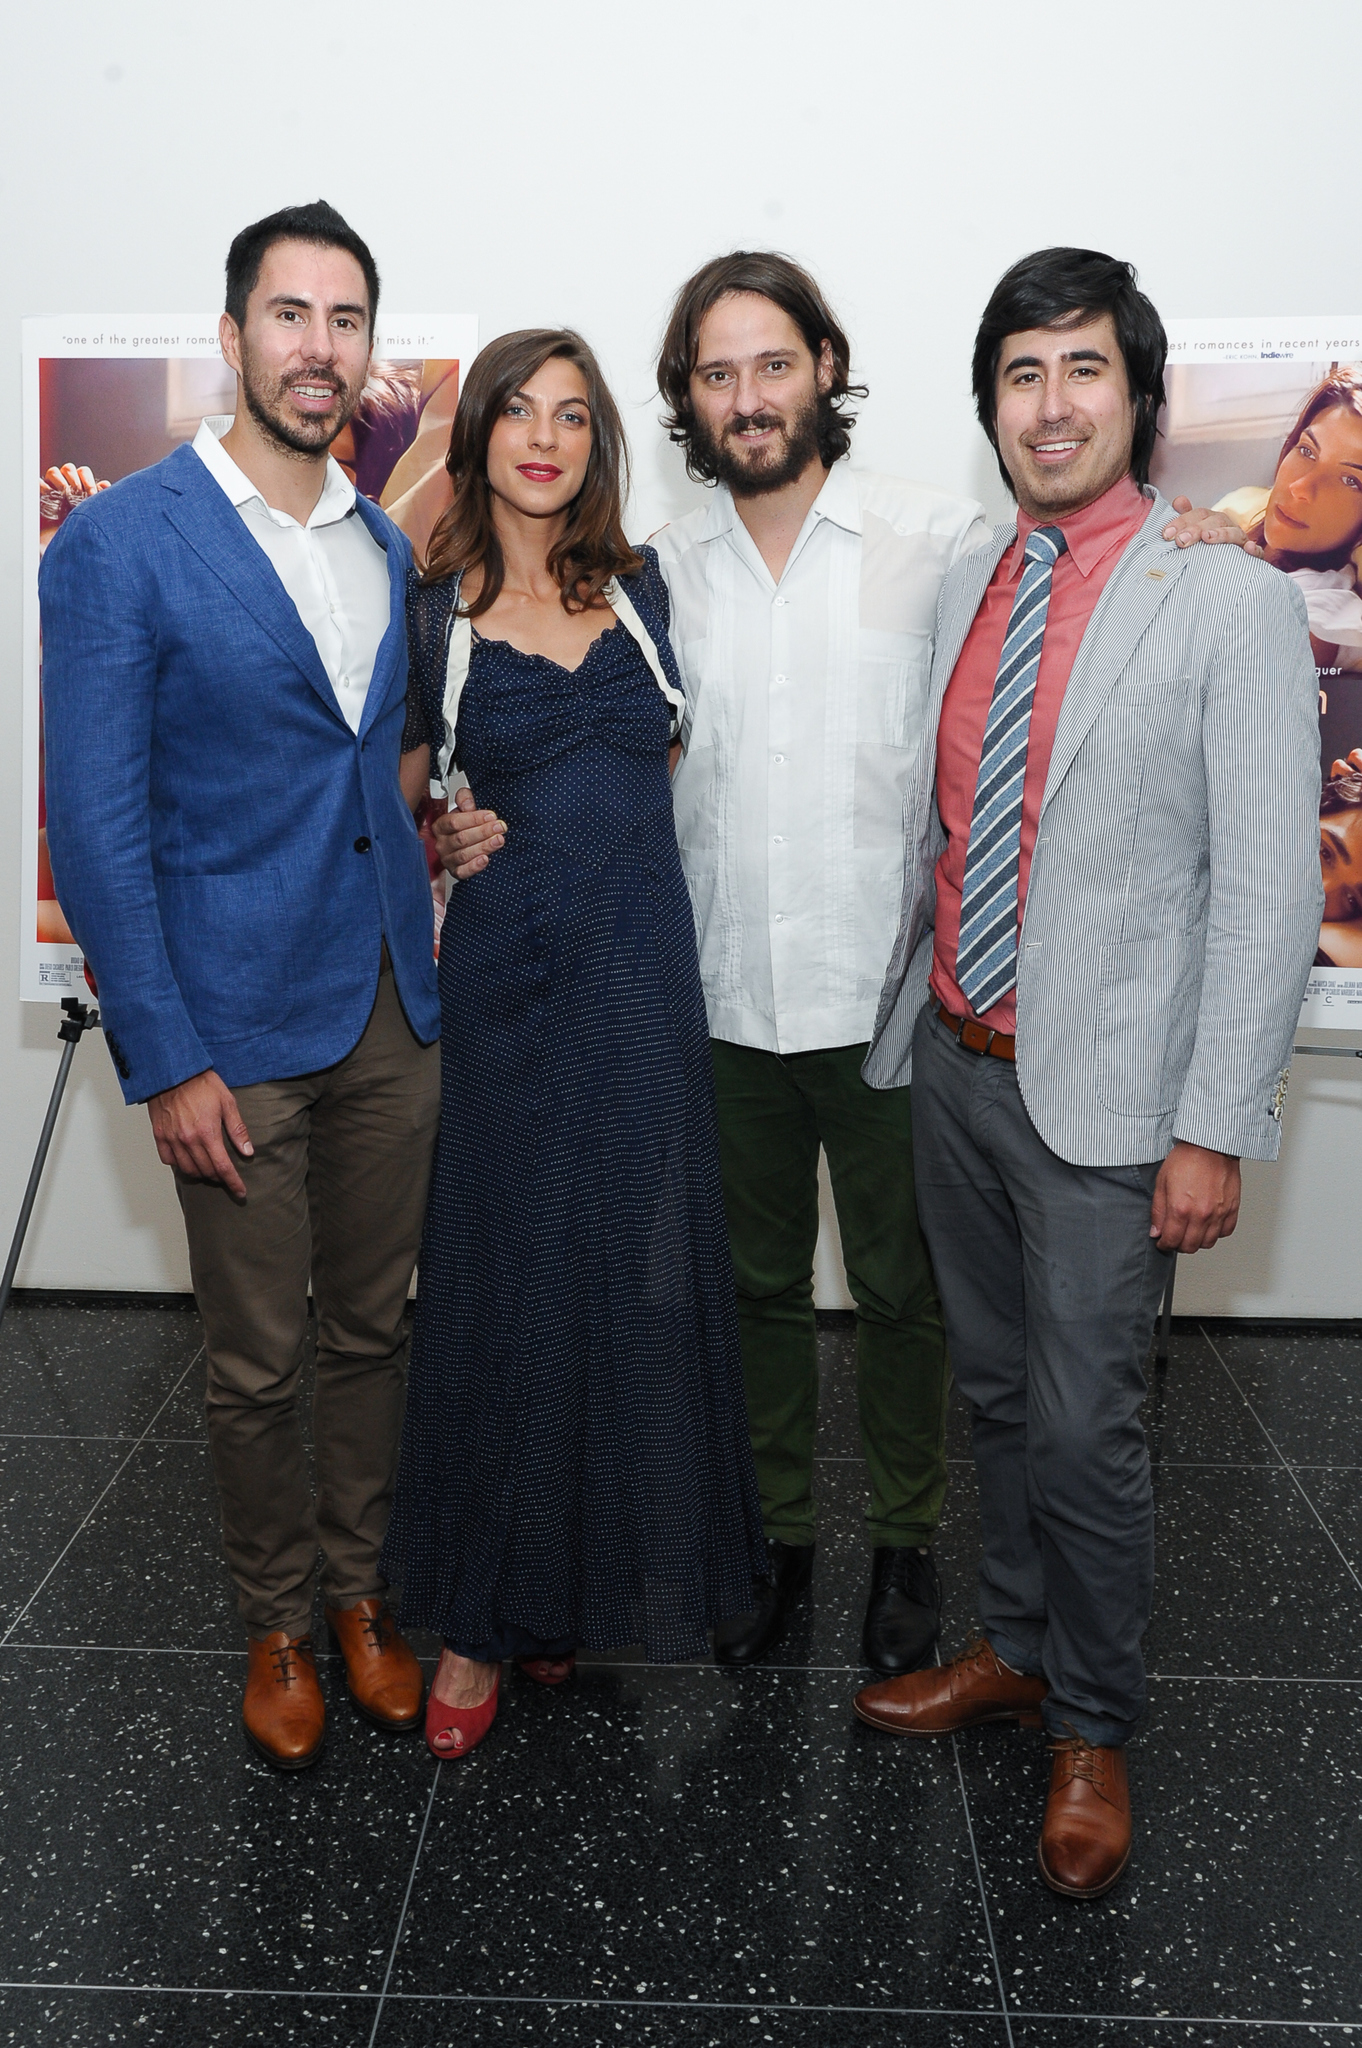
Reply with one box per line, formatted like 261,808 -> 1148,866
931,998 -> 1016,1062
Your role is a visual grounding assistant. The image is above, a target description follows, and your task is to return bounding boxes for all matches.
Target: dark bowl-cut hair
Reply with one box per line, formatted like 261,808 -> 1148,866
971,247 -> 1168,491
422,328 -> 643,616
224,200 -> 380,334
657,251 -> 867,483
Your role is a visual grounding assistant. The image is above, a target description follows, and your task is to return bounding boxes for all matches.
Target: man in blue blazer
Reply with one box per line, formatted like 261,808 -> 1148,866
41,202 -> 442,1770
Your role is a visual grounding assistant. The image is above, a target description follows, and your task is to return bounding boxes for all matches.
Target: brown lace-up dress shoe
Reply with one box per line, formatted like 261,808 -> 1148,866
243,1632 -> 325,1770
854,1637 -> 1048,1736
1038,1736 -> 1131,1897
325,1599 -> 424,1732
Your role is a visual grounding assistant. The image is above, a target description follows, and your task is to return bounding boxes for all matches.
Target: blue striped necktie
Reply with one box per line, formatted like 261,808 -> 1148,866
954,524 -> 1068,1016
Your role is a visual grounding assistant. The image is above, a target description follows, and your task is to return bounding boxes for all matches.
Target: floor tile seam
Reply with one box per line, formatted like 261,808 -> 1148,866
0,1434 -> 205,1444
1147,1672 -> 1362,1686
0,1347 -> 206,1647
367,1760 -> 441,2048
0,1985 -> 1355,2029
946,1724 -> 1015,2048
1198,1322 -> 1362,1600
0,1981 -> 1010,2021
1004,2014 -> 1362,2033
5,1646 -> 1359,1686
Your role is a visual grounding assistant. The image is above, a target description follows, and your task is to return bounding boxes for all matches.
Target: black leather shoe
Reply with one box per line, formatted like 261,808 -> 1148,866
713,1540 -> 814,1665
861,1546 -> 941,1676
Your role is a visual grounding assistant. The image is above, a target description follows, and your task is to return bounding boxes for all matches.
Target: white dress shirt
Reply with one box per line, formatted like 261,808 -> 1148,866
653,460 -> 988,1054
192,416 -> 392,733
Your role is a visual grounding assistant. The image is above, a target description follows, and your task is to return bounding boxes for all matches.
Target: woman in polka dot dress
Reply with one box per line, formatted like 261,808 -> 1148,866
383,329 -> 768,1757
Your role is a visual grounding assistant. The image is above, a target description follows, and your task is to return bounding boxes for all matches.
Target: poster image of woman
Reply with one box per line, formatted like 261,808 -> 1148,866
1215,368 -> 1362,675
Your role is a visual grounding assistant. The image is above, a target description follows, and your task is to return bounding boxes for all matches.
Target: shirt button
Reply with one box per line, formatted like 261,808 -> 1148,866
774,674 -> 787,684
774,913 -> 785,923
773,754 -> 785,765
773,835 -> 785,844
353,836 -> 371,853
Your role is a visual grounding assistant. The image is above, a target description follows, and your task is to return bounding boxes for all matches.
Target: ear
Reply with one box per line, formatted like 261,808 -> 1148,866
219,312 -> 243,378
815,337 -> 835,396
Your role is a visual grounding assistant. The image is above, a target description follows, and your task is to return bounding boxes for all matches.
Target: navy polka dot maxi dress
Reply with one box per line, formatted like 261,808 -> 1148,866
381,548 -> 767,1663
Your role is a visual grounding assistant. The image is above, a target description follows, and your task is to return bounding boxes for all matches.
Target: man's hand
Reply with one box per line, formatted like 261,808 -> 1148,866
1330,748 -> 1362,781
148,1070 -> 254,1199
431,785 -> 507,880
1161,496 -> 1248,550
1149,1141 -> 1241,1253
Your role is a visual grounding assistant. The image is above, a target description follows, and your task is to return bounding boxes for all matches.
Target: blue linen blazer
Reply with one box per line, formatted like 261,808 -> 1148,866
40,441 -> 441,1105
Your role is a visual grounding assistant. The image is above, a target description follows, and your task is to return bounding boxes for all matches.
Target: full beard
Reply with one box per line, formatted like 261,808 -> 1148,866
695,392 -> 823,498
239,342 -> 362,458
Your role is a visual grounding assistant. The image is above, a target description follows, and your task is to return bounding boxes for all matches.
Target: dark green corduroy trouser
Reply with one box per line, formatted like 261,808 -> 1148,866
709,1038 -> 950,1550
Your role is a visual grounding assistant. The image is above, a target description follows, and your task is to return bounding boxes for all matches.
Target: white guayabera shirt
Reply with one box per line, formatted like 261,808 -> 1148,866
652,460 -> 988,1056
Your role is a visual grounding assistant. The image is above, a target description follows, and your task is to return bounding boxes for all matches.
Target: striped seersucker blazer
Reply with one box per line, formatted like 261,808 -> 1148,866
862,492 -> 1324,1168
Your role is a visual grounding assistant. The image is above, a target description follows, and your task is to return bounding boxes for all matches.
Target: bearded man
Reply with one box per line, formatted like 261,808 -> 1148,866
40,202 -> 441,1769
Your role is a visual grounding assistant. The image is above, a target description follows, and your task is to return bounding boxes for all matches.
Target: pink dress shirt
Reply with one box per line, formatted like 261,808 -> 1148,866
930,474 -> 1151,1034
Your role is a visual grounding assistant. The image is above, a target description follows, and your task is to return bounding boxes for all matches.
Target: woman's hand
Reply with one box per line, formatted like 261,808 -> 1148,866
431,785 -> 507,879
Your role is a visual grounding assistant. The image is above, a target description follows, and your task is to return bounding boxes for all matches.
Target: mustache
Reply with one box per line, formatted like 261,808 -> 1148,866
725,411 -> 787,439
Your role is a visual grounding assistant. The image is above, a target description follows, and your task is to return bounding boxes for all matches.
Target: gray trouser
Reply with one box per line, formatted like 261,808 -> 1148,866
176,958 -> 440,1641
910,1004 -> 1172,1746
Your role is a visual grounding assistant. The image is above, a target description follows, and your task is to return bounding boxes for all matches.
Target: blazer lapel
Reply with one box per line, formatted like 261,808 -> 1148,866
1039,494 -> 1189,815
157,445 -> 347,723
917,527 -> 1011,813
353,495 -> 405,739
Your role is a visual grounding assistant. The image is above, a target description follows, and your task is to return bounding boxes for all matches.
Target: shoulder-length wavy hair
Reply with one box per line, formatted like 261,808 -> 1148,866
422,327 -> 642,613
1255,367 -> 1362,570
656,251 -> 866,484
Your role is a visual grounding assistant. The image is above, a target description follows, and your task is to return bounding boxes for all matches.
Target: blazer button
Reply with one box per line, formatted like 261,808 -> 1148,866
353,836 -> 371,853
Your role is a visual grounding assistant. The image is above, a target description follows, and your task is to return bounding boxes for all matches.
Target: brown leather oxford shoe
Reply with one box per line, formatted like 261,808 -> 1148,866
325,1599 -> 424,1732
1038,1736 -> 1131,1898
854,1636 -> 1048,1736
243,1632 -> 325,1770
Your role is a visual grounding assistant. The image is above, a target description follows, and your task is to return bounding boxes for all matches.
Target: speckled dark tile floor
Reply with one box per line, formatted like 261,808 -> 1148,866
0,1301 -> 1358,2047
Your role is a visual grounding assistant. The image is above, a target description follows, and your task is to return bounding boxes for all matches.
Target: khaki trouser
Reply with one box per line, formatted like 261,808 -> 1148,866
176,959 -> 440,1640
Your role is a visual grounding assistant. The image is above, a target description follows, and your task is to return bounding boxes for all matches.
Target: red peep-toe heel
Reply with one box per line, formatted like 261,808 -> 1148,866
515,1652 -> 576,1687
425,1666 -> 499,1760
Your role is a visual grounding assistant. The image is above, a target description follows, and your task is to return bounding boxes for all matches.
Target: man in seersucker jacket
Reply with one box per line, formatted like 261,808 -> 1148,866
852,248 -> 1322,1899
40,203 -> 441,1770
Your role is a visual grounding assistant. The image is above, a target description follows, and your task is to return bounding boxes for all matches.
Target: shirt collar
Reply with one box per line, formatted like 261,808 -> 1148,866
191,415 -> 357,530
1006,472 -> 1150,580
699,457 -> 862,546
808,457 -> 862,535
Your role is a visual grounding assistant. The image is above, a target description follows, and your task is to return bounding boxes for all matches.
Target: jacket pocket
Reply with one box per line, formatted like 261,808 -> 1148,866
1094,934 -> 1189,1119
157,869 -> 292,1042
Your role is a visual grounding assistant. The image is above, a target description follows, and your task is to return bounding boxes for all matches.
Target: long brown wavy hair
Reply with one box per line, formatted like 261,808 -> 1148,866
1254,367 -> 1362,571
656,251 -> 866,484
421,327 -> 642,614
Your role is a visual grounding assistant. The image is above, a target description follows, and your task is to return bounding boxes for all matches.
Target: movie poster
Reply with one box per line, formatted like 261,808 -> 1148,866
1149,319 -> 1362,1028
21,312 -> 478,1001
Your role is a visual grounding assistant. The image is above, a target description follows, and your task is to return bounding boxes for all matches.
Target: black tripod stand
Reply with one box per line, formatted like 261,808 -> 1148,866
0,996 -> 102,1326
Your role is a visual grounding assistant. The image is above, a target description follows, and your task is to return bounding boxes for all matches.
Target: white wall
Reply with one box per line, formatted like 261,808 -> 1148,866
3,1 -> 1361,1308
